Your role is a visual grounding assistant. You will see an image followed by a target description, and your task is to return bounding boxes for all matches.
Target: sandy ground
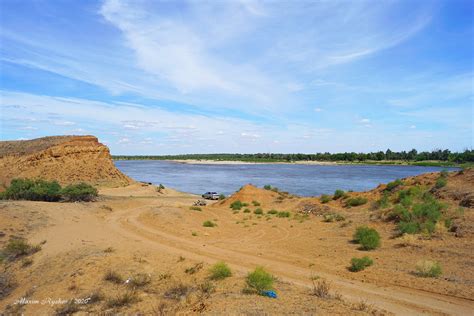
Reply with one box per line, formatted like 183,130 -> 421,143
1,173 -> 473,315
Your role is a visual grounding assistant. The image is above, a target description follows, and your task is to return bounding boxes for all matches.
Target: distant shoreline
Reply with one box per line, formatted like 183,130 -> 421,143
114,158 -> 466,168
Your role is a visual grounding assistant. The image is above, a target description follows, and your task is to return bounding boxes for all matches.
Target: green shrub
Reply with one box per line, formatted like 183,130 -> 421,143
346,197 -> 368,207
415,260 -> 442,277
3,178 -> 62,202
333,189 -> 345,200
243,208 -> 251,213
349,256 -> 373,272
61,182 -> 98,202
385,179 -> 403,191
398,221 -> 419,234
230,200 -> 243,210
252,200 -> 261,206
263,185 -> 272,190
323,213 -> 345,222
203,220 -> 216,227
190,206 -> 202,211
353,226 -> 381,250
267,209 -> 278,215
435,177 -> 447,189
219,194 -> 226,200
276,211 -> 290,218
320,194 -> 331,204
375,192 -> 390,209
1,239 -> 40,261
209,262 -> 232,280
254,208 -> 263,215
245,267 -> 273,294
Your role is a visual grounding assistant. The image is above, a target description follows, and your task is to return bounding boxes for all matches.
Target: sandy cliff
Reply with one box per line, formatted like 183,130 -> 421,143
0,135 -> 132,188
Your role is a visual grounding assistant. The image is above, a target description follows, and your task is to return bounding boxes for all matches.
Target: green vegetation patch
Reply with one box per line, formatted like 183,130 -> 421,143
349,256 -> 373,272
415,260 -> 442,277
353,226 -> 381,250
320,194 -> 331,204
2,178 -> 62,202
276,211 -> 290,218
209,262 -> 232,280
385,179 -> 404,192
333,189 -> 346,200
267,209 -> 278,215
346,197 -> 368,207
203,220 -> 217,227
322,213 -> 345,222
254,208 -> 263,215
245,267 -> 274,294
230,200 -> 244,210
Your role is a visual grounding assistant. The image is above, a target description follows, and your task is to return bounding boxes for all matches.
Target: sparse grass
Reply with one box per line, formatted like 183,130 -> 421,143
203,220 -> 217,227
209,262 -> 232,280
55,300 -> 79,315
276,211 -> 290,218
374,192 -> 390,209
320,194 -> 331,203
353,226 -> 381,250
322,213 -> 345,222
104,270 -> 124,284
106,291 -> 139,308
1,238 -> 41,261
346,197 -> 368,207
190,206 -> 202,211
254,208 -> 263,215
349,256 -> 373,272
415,260 -> 442,277
245,267 -> 274,294
435,176 -> 447,189
311,278 -> 331,298
185,262 -> 204,274
333,189 -> 345,200
0,271 -> 16,299
252,200 -> 261,206
164,283 -> 191,300
230,200 -> 243,210
128,273 -> 151,288
198,280 -> 215,298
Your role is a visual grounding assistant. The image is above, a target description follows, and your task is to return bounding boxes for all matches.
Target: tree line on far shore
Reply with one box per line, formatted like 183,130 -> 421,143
113,149 -> 474,164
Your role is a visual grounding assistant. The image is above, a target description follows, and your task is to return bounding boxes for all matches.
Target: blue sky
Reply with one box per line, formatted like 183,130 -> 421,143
0,0 -> 472,155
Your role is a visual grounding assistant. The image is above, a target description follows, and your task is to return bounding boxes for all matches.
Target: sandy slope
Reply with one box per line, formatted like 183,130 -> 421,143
1,174 -> 473,315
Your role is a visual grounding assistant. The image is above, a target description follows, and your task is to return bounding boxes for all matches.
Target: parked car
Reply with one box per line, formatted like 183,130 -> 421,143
202,192 -> 220,200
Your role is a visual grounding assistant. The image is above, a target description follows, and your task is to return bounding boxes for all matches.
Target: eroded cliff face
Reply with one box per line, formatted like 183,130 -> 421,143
0,135 -> 132,188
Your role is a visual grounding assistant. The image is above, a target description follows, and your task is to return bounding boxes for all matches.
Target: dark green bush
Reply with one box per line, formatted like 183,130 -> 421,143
3,178 -> 61,202
346,197 -> 368,207
61,182 -> 98,202
375,192 -> 390,209
254,208 -> 263,215
349,256 -> 373,272
385,179 -> 403,191
320,194 -> 331,204
245,267 -> 273,294
353,226 -> 381,250
263,185 -> 272,190
435,177 -> 447,189
203,220 -> 216,227
276,211 -> 290,218
267,209 -> 278,215
252,200 -> 261,206
333,189 -> 345,200
230,200 -> 243,210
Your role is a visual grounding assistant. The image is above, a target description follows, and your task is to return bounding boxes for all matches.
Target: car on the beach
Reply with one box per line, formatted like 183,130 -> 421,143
202,192 -> 220,200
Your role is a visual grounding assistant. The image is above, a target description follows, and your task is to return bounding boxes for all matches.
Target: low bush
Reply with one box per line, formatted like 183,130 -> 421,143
375,192 -> 390,209
346,197 -> 368,207
245,267 -> 273,294
435,176 -> 447,189
2,178 -> 62,202
263,185 -> 272,190
1,239 -> 41,261
106,291 -> 139,308
219,194 -> 226,200
104,270 -> 123,284
385,179 -> 403,192
243,208 -> 251,213
190,206 -> 202,211
164,283 -> 191,300
349,256 -> 373,272
254,208 -> 263,215
128,273 -> 151,288
209,262 -> 232,280
323,213 -> 345,222
276,211 -> 290,218
320,194 -> 331,204
252,200 -> 261,206
415,260 -> 442,277
203,220 -> 217,227
230,200 -> 243,210
353,226 -> 381,250
267,209 -> 278,215
311,278 -> 331,298
333,189 -> 345,200
398,200 -> 444,235
61,182 -> 98,202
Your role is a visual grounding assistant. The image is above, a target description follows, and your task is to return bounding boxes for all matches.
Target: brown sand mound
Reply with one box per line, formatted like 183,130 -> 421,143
0,135 -> 132,188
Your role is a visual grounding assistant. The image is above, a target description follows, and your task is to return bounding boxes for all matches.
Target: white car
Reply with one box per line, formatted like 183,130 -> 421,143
202,192 -> 220,200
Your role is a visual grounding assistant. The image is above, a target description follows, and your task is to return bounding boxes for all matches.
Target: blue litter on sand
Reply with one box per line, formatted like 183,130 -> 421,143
261,290 -> 277,298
